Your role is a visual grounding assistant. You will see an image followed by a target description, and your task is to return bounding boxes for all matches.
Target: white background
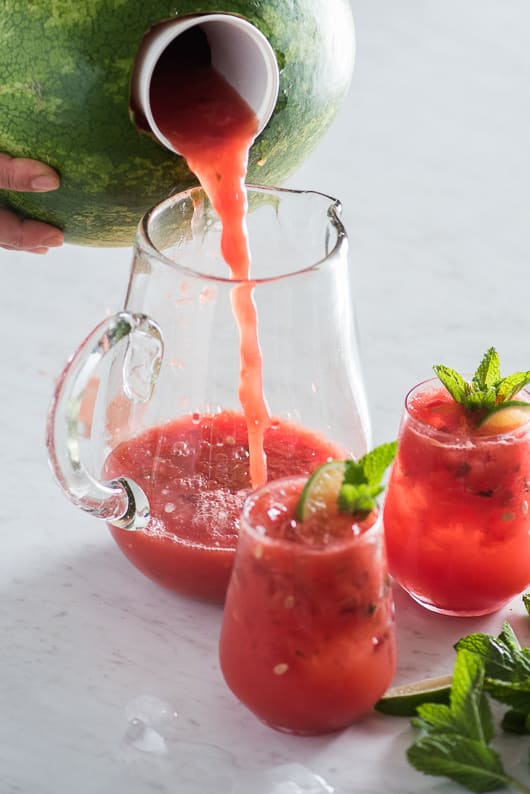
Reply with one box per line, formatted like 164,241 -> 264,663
2,2 -> 530,792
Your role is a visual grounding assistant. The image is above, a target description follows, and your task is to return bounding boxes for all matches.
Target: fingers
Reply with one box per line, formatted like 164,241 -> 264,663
0,208 -> 64,254
0,154 -> 63,252
0,153 -> 60,192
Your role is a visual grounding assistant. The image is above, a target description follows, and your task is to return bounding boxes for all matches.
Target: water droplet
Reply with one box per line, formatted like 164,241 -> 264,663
232,764 -> 334,794
123,694 -> 178,754
267,503 -> 288,522
171,441 -> 189,457
123,718 -> 167,755
199,287 -> 216,304
164,503 -> 176,513
126,694 -> 177,724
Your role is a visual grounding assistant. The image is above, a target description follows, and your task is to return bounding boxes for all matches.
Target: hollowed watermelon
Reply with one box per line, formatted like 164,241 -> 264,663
0,1 -> 354,246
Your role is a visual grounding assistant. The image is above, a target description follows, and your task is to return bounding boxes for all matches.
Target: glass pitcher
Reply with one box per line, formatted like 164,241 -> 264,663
46,185 -> 371,603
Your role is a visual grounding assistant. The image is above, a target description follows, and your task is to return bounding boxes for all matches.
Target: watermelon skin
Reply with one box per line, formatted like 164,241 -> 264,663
0,1 -> 354,247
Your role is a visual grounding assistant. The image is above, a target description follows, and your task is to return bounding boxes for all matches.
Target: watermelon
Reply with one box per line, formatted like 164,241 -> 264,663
0,1 -> 354,247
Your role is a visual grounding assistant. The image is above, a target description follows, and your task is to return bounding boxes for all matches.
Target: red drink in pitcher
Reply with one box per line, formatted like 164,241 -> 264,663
384,364 -> 530,616
105,414 -> 345,602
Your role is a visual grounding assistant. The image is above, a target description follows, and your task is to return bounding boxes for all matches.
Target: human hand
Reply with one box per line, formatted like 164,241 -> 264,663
0,154 -> 64,253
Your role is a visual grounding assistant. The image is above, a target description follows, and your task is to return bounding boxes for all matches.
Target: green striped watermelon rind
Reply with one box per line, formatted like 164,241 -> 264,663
0,0 -> 355,246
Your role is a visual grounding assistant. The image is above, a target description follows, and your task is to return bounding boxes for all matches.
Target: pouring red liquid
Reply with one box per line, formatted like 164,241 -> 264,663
150,31 -> 269,488
106,43 -> 345,601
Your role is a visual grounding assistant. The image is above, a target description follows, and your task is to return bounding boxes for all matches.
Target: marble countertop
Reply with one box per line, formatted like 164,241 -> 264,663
2,1 -> 530,792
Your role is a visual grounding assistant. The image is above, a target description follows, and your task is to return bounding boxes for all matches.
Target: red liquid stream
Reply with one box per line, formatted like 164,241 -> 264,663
150,52 -> 270,488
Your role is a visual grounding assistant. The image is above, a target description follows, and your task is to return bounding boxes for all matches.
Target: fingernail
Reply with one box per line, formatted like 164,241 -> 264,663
42,234 -> 64,247
30,175 -> 59,191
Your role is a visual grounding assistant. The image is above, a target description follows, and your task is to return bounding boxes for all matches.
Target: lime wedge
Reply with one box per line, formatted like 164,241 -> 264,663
477,401 -> 530,434
296,460 -> 347,521
374,674 -> 452,716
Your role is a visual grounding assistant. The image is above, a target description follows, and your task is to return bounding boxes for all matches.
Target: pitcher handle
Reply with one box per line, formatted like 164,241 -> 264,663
46,311 -> 163,531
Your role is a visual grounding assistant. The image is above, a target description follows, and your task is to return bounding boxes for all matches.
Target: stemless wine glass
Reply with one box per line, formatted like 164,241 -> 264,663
219,475 -> 397,734
47,185 -> 371,603
383,377 -> 530,616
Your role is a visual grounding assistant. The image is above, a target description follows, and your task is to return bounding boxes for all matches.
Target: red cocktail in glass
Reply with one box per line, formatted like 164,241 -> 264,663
383,378 -> 530,616
219,475 -> 397,734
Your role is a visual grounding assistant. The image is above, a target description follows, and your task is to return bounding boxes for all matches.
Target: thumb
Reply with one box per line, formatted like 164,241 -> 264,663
0,153 -> 60,192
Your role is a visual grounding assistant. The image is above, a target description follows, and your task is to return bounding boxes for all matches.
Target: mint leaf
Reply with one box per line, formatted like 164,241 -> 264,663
454,623 -> 530,721
496,373 -> 530,403
466,387 -> 497,411
433,364 -> 470,405
407,734 -> 510,793
337,482 -> 383,514
413,702 -> 455,733
413,649 -> 494,742
456,623 -> 530,681
359,440 -> 398,486
523,593 -> 530,617
341,460 -> 366,487
485,678 -> 530,713
498,622 -> 524,655
337,442 -> 397,517
433,347 -> 530,423
473,347 -> 501,391
451,649 -> 494,743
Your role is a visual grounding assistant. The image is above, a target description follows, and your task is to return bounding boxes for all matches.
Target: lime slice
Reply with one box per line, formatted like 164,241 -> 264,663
296,460 -> 347,521
374,674 -> 452,716
477,401 -> 530,434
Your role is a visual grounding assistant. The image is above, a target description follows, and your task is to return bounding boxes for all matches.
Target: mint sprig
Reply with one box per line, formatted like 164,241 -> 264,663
409,649 -> 507,793
378,600 -> 530,793
407,732 -> 512,793
433,347 -> 530,424
337,441 -> 397,517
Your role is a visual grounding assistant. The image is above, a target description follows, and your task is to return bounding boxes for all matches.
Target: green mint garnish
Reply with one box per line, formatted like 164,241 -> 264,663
337,441 -> 397,517
433,347 -> 530,424
379,597 -> 530,794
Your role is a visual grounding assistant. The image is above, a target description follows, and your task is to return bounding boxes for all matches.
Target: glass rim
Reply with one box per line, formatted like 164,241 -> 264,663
135,183 -> 347,285
404,376 -> 530,440
239,474 -> 382,553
